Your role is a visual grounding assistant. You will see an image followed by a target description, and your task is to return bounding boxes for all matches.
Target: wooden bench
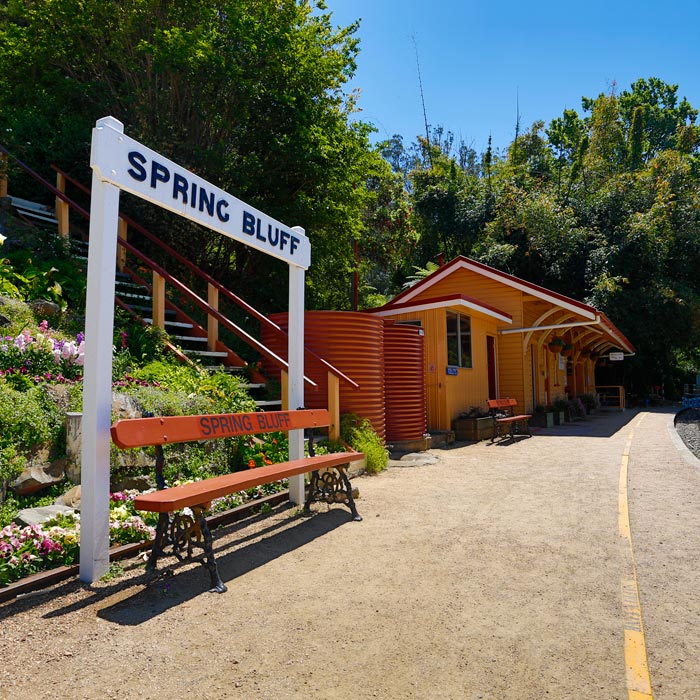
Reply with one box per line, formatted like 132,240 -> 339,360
486,398 -> 533,442
110,409 -> 364,593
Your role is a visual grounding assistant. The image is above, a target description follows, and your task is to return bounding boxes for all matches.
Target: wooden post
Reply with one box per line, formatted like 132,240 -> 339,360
327,372 -> 340,442
152,271 -> 165,329
208,283 -> 219,352
55,172 -> 70,238
117,218 -> 128,272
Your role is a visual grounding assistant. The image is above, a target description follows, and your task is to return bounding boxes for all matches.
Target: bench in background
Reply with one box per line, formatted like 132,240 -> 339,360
486,398 -> 533,442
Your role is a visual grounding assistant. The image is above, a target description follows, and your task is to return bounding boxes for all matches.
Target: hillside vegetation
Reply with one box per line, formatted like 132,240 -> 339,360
2,2 -> 698,395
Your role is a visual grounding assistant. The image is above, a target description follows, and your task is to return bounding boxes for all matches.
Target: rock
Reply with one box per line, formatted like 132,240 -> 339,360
111,393 -> 143,420
55,485 -> 81,510
29,299 -> 61,317
46,456 -> 67,479
112,476 -> 154,493
10,465 -> 63,497
390,452 -> 439,468
15,504 -> 76,527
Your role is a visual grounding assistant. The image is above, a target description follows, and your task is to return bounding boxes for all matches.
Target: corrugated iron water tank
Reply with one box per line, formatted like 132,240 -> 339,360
383,321 -> 427,443
261,311 -> 386,440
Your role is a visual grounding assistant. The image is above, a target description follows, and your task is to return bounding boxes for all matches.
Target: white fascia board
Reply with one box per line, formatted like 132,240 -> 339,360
399,259 -> 597,320
372,297 -> 512,324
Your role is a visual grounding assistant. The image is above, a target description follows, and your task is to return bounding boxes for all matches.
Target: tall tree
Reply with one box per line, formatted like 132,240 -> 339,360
0,0 -> 382,310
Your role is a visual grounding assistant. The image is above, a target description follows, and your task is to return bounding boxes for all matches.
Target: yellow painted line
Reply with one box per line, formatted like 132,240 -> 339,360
619,416 -> 653,700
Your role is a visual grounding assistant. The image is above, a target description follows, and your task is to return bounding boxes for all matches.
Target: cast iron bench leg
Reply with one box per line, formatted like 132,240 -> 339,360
304,468 -> 362,521
338,467 -> 362,521
145,512 -> 170,575
194,505 -> 227,594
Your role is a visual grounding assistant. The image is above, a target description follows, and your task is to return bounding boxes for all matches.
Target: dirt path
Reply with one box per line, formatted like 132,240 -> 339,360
1,408 -> 698,699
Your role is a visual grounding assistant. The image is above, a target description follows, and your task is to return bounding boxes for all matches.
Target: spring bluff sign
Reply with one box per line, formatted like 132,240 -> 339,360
80,117 -> 308,582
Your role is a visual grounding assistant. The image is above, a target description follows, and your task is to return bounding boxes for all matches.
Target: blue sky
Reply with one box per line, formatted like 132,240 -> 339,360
327,0 -> 700,155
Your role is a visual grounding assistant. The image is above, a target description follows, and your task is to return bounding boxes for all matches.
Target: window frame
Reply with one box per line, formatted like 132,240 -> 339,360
446,310 -> 472,369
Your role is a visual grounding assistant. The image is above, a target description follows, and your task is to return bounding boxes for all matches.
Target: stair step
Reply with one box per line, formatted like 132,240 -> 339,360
10,197 -> 58,225
202,365 -> 245,372
126,304 -> 176,315
117,292 -> 153,302
143,319 -> 194,330
185,349 -> 228,358
255,399 -> 282,407
115,281 -> 149,292
240,383 -> 266,389
171,335 -> 208,343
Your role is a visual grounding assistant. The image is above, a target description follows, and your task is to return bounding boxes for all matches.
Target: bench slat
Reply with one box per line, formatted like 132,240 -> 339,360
133,452 -> 364,513
495,414 -> 532,422
111,409 -> 332,449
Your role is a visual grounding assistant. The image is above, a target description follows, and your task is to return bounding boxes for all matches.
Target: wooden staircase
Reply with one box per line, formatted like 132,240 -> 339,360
1,146 -> 359,437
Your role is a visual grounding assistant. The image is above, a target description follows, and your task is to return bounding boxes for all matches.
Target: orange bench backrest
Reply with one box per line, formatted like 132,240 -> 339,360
111,409 -> 331,449
486,398 -> 518,409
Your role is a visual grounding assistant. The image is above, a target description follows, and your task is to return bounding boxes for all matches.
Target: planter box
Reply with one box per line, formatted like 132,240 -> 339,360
530,411 -> 554,428
552,410 -> 566,425
452,416 -> 493,441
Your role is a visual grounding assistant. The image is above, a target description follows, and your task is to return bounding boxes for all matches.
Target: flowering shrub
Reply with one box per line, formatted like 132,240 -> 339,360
0,320 -> 84,388
0,492 -> 159,586
0,523 -> 79,586
241,432 -> 288,469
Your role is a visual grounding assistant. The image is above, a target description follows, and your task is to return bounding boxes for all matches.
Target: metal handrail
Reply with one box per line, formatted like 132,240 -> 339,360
117,235 -> 316,385
0,145 -> 357,391
51,164 -> 359,390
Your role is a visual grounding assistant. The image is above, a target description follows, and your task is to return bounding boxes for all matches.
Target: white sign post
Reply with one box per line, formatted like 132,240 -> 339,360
80,116 -> 310,583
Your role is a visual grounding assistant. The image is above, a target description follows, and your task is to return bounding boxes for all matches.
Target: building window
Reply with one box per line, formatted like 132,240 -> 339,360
446,311 -> 472,368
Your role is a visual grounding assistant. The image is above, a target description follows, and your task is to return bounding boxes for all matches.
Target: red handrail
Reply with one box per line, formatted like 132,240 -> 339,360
117,235 -> 317,385
52,164 -> 359,390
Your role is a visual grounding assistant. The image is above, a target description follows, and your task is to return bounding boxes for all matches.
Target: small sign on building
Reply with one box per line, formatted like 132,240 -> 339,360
609,352 -> 625,361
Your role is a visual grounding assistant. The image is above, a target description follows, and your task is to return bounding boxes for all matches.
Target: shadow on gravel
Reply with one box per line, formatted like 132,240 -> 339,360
4,505 -> 351,626
94,507 -> 350,626
436,408 -> 671,449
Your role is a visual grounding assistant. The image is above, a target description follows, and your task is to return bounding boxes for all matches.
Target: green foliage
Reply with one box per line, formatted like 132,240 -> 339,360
340,413 -> 388,474
0,384 -> 63,452
0,226 -> 86,310
375,76 -> 700,395
126,361 -> 257,415
0,445 -> 26,499
0,0 -> 384,311
112,310 -> 170,367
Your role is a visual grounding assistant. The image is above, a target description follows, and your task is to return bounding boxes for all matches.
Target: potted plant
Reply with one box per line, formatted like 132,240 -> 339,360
452,406 -> 493,441
579,392 -> 600,414
548,336 -> 564,353
529,404 -> 554,428
566,397 -> 587,420
550,397 -> 568,424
